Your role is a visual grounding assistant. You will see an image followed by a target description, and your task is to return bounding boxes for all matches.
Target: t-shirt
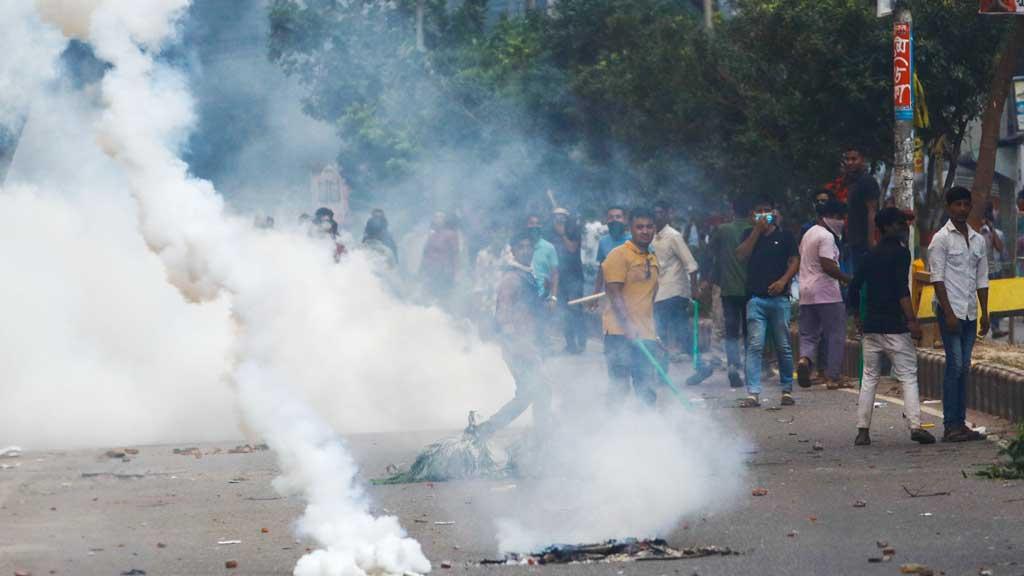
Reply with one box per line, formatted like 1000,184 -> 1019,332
846,171 -> 881,248
597,232 -> 632,263
548,229 -> 584,285
741,227 -> 798,298
848,237 -> 911,334
711,220 -> 752,297
601,240 -> 660,339
495,268 -> 540,342
531,238 -> 559,297
798,224 -> 842,305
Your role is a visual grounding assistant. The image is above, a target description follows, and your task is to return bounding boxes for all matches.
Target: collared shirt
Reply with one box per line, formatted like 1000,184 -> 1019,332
848,236 -> 911,334
651,225 -> 699,302
798,224 -> 842,305
928,219 -> 989,321
597,232 -> 631,263
601,240 -> 660,339
531,238 -> 559,297
741,227 -> 798,298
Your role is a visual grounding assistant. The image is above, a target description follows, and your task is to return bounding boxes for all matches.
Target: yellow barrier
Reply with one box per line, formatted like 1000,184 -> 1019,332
916,277 -> 1024,320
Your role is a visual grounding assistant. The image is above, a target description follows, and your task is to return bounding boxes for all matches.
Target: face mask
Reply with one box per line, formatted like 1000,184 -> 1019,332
608,221 -> 626,237
528,227 -> 542,241
822,217 -> 844,236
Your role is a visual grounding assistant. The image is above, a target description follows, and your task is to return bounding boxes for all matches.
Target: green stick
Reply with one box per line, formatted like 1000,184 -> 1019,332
692,299 -> 701,371
633,339 -> 693,410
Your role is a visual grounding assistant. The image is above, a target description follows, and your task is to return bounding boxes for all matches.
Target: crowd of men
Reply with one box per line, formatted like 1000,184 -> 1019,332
294,146 -> 995,447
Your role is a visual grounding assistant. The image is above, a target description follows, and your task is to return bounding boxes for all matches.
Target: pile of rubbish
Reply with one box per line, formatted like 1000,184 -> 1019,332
380,413 -> 501,484
482,539 -> 736,565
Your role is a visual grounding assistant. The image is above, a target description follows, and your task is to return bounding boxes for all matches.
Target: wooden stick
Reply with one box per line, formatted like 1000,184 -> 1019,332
568,292 -> 605,306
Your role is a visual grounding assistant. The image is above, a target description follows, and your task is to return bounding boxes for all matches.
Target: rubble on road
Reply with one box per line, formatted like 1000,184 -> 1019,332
481,539 -> 736,565
1,446 -> 23,458
900,563 -> 934,575
752,487 -> 769,496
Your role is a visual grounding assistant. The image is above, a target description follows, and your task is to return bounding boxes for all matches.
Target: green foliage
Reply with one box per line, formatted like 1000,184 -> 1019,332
977,423 -> 1024,480
267,0 -> 1010,217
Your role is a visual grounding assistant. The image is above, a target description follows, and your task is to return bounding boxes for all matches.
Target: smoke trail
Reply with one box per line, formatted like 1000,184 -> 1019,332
27,1 -> 433,573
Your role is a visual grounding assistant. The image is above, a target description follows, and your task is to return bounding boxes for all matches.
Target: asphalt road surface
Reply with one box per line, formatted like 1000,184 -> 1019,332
2,351 -> 1022,576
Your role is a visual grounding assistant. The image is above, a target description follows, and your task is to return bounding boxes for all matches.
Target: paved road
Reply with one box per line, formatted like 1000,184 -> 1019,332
2,351 -> 1022,576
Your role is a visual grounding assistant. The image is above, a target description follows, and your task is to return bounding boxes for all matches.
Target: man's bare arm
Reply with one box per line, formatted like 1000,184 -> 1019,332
866,199 -> 878,248
819,257 -> 851,284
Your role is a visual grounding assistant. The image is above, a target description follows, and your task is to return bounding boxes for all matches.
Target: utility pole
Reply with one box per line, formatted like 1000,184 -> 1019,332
892,6 -> 914,214
703,0 -> 713,33
415,0 -> 425,52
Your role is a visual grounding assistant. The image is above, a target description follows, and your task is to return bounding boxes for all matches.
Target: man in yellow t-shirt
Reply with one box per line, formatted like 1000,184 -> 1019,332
601,207 -> 660,405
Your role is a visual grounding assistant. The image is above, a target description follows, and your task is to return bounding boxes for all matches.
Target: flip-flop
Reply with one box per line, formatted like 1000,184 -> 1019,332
738,395 -> 761,408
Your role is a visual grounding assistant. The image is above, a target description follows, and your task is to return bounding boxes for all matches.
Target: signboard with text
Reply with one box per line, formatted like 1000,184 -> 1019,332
894,22 -> 913,121
979,0 -> 1024,14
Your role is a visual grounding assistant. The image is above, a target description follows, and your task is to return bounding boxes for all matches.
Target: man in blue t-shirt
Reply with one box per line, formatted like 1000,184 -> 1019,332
592,205 -> 632,297
526,214 -> 559,305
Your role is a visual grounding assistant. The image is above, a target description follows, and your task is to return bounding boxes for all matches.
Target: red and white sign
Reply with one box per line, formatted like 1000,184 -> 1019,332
979,0 -> 1024,14
893,22 -> 912,120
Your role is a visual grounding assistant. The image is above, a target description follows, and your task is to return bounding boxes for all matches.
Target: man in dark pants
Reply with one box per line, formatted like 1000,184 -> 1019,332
928,186 -> 990,442
602,208 -> 660,405
475,232 -> 552,437
709,198 -> 752,388
549,208 -> 586,353
826,147 -> 879,275
652,200 -> 699,362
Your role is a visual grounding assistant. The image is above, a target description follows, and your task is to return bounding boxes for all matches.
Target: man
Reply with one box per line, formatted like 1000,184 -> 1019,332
369,208 -> 399,263
735,198 -> 799,407
420,211 -> 460,305
526,214 -> 559,306
708,198 -> 752,388
827,147 -> 879,274
549,208 -> 586,353
602,208 -> 660,405
474,232 -> 551,437
652,200 -> 700,361
592,206 -> 632,297
850,208 -> 936,446
928,186 -> 990,442
797,199 -> 850,389
800,189 -> 833,240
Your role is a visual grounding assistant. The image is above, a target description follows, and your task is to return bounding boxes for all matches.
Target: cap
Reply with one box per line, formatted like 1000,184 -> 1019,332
815,198 -> 848,217
552,207 -> 570,216
874,206 -> 914,229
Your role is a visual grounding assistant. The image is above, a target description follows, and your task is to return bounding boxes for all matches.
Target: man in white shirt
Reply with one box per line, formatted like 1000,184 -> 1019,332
652,201 -> 700,362
928,186 -> 989,443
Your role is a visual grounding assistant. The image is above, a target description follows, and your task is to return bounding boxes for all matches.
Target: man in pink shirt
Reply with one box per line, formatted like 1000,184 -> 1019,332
797,199 -> 852,388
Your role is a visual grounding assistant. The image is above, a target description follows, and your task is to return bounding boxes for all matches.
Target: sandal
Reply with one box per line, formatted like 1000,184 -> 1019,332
738,395 -> 761,408
780,392 -> 795,406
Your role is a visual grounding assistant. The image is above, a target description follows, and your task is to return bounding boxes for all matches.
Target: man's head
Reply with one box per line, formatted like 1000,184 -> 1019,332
629,207 -> 657,249
364,215 -> 386,240
653,200 -> 672,230
841,147 -> 866,177
431,211 -> 447,230
816,198 -> 847,235
945,186 -> 972,224
606,205 -> 627,238
314,207 -> 334,223
552,207 -> 570,227
750,196 -> 776,225
875,207 -> 912,240
813,189 -> 833,214
526,213 -> 544,242
510,231 -> 535,266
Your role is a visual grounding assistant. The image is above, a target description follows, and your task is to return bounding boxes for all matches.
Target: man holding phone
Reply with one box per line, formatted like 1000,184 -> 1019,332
735,198 -> 799,408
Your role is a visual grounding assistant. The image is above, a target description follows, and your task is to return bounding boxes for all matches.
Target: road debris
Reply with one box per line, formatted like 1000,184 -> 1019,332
173,447 -> 202,459
434,521 -> 455,526
786,530 -> 798,538
224,560 -> 238,569
812,441 -> 824,451
228,444 -> 268,454
227,477 -> 247,484
261,528 -> 269,534
217,540 -> 241,545
14,570 -> 31,576
874,402 -> 888,408
1,446 -> 23,458
876,541 -> 889,548
81,472 -> 146,480
902,485 -> 951,498
120,570 -> 146,576
853,500 -> 867,508
752,487 -> 769,496
1,462 -> 20,470
900,563 -> 934,575
919,513 -> 933,517
440,561 -> 453,569
381,413 -> 500,483
157,542 -> 166,548
979,568 -> 993,576
480,539 -> 735,565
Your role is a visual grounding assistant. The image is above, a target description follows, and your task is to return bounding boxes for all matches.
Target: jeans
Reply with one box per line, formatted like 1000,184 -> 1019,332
858,333 -> 921,429
939,318 -> 977,428
746,296 -> 794,395
798,302 -> 846,380
604,335 -> 657,405
559,279 -> 586,352
654,296 -> 693,354
480,336 -> 552,435
722,295 -> 748,369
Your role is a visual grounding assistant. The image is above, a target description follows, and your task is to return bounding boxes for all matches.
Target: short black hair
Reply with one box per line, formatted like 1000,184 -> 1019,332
607,205 -> 627,215
945,186 -> 971,205
510,230 -> 534,247
814,189 -> 834,200
816,199 -> 847,218
630,207 -> 656,223
875,206 -> 911,230
314,207 -> 334,221
752,195 -> 774,210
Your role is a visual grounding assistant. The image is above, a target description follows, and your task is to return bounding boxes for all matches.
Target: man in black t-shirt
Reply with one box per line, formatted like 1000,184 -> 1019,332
735,198 -> 800,408
840,147 -> 880,274
848,208 -> 935,446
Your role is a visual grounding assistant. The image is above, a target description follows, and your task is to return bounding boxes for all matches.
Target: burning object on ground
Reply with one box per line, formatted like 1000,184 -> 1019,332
482,539 -> 736,565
